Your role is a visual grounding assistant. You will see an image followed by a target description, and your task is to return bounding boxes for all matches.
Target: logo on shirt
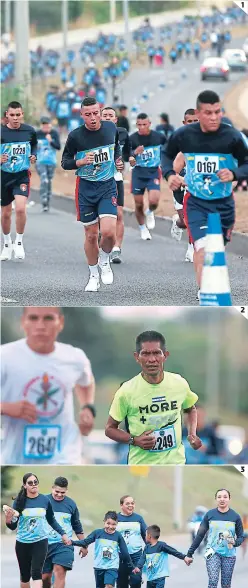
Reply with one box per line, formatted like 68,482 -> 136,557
102,546 -> 113,559
23,373 -> 66,419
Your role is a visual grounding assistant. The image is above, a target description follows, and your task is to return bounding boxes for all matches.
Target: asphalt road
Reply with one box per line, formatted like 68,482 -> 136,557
1,534 -> 247,587
1,201 -> 248,306
1,36 -> 248,307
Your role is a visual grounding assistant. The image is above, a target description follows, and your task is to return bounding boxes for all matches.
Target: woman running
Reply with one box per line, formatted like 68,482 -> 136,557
187,488 -> 244,587
4,472 -> 70,588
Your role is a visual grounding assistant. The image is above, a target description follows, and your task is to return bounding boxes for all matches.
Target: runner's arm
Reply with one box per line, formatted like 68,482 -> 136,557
74,378 -> 96,436
114,128 -> 122,161
46,501 -> 65,536
50,130 -> 61,150
140,517 -> 147,543
5,502 -> 18,530
161,129 -> 182,179
231,132 -> 248,181
61,134 -> 78,170
184,405 -> 197,436
72,530 -> 96,547
161,542 -> 186,559
136,548 -> 146,570
119,534 -> 134,569
71,506 -> 84,539
105,415 -> 131,443
122,134 -> 132,162
187,515 -> 209,556
234,516 -> 244,547
173,152 -> 185,173
31,128 -> 38,157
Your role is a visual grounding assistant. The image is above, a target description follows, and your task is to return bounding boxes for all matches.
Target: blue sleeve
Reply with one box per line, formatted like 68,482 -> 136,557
161,542 -> 185,560
140,517 -> 147,543
161,130 -> 182,179
71,506 -> 84,535
50,130 -> 61,151
187,514 -> 209,556
61,133 -> 78,170
46,501 -> 65,535
122,134 -> 131,162
234,516 -> 244,547
119,534 -> 133,569
31,129 -> 38,156
72,530 -> 96,547
231,132 -> 248,182
136,547 -> 146,569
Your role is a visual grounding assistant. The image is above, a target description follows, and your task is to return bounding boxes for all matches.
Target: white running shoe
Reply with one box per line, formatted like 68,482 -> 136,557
13,241 -> 25,260
140,226 -> 152,240
185,243 -> 194,263
197,289 -> 200,301
99,260 -> 113,285
171,214 -> 183,242
145,210 -> 155,230
85,275 -> 100,292
0,243 -> 13,261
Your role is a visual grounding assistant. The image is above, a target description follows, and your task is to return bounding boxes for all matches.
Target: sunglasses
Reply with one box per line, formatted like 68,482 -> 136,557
27,480 -> 39,486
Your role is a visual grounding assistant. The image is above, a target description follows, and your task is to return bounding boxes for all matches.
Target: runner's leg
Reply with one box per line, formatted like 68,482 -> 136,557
220,555 -> 236,588
42,573 -> 53,588
206,552 -> 221,588
47,165 -> 55,206
84,223 -> 99,265
134,194 -> 145,226
53,563 -> 67,588
116,205 -> 124,248
36,163 -> 48,206
15,540 -> 32,588
31,538 -> 48,587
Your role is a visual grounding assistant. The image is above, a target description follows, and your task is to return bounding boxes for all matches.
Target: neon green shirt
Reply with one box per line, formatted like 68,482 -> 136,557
109,371 -> 198,465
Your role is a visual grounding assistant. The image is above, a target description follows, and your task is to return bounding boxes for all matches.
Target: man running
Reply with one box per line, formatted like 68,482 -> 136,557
101,106 -> 132,264
1,101 -> 37,261
43,476 -> 85,588
105,330 -> 202,465
117,495 -> 147,588
161,90 -> 248,295
171,108 -> 199,263
61,97 -> 124,292
129,113 -> 166,240
0,306 -> 96,464
36,116 -> 61,212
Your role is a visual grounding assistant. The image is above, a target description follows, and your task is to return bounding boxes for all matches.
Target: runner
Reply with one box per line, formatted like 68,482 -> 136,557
101,106 -> 132,264
129,113 -> 166,240
36,116 -> 61,212
117,495 -> 147,588
61,97 -> 124,292
133,524 -> 193,586
42,476 -> 85,588
3,472 -> 70,588
187,489 -> 244,587
171,108 -> 199,263
0,306 -> 96,465
105,330 -> 202,465
161,90 -> 248,296
1,101 -> 37,261
241,513 -> 248,558
72,510 -> 134,588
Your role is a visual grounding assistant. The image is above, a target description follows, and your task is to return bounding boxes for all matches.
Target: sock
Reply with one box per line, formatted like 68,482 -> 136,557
99,248 -> 109,264
89,264 -> 99,278
112,246 -> 120,252
4,233 -> 12,246
15,233 -> 23,244
145,208 -> 151,215
139,224 -> 146,231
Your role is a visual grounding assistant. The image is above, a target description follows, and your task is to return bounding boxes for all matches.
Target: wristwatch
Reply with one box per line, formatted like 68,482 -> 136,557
128,436 -> 135,445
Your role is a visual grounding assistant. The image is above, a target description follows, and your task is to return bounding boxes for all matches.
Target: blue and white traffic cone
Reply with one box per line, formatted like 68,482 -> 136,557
200,212 -> 232,306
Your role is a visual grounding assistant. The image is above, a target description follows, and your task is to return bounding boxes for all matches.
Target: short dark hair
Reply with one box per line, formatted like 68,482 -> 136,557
81,97 -> 98,108
54,477 -> 68,488
102,106 -> 117,115
119,104 -> 128,111
215,488 -> 231,499
136,331 -> 166,353
184,108 -> 195,117
147,524 -> 160,539
137,112 -> 149,120
120,495 -> 133,505
104,510 -> 118,522
160,112 -> 169,123
7,101 -> 23,110
196,90 -> 220,110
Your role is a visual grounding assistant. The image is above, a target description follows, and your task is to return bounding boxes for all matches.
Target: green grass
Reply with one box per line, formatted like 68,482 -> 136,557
2,466 -> 246,536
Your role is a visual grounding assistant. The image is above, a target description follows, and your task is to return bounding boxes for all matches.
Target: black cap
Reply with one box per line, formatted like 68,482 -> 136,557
40,116 -> 51,124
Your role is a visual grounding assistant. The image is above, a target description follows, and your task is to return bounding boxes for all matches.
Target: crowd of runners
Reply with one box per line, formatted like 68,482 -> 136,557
3,476 -> 246,588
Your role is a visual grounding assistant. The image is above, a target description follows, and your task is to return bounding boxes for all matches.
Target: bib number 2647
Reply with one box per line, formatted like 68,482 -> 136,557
24,425 -> 61,459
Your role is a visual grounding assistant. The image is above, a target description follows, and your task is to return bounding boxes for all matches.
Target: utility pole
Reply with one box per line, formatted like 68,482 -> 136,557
123,0 -> 131,54
62,0 -> 68,62
5,0 -> 11,35
110,0 -> 116,23
14,0 -> 31,100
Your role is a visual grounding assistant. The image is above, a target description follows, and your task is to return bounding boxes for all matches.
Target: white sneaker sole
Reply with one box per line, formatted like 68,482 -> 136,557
185,255 -> 194,263
85,280 -> 100,292
1,253 -> 12,261
140,233 -> 152,241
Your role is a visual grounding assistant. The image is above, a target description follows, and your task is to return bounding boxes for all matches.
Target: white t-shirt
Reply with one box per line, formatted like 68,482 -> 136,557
1,339 -> 93,465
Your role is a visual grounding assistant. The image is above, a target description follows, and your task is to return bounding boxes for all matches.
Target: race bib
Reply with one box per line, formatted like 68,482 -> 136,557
93,146 -> 110,164
11,143 -> 27,156
140,148 -> 154,161
24,425 -> 61,459
194,155 -> 219,175
149,426 -> 176,452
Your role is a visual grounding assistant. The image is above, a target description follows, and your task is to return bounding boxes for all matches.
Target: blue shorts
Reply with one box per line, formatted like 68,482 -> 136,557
184,193 -> 235,245
147,578 -> 166,588
131,168 -> 161,195
42,543 -> 74,573
94,568 -> 118,587
75,177 -> 118,225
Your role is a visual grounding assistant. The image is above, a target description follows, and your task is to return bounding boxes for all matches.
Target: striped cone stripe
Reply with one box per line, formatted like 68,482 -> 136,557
200,213 -> 232,307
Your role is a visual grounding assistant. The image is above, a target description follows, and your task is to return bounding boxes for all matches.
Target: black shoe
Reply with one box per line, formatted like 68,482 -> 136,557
111,249 -> 122,264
